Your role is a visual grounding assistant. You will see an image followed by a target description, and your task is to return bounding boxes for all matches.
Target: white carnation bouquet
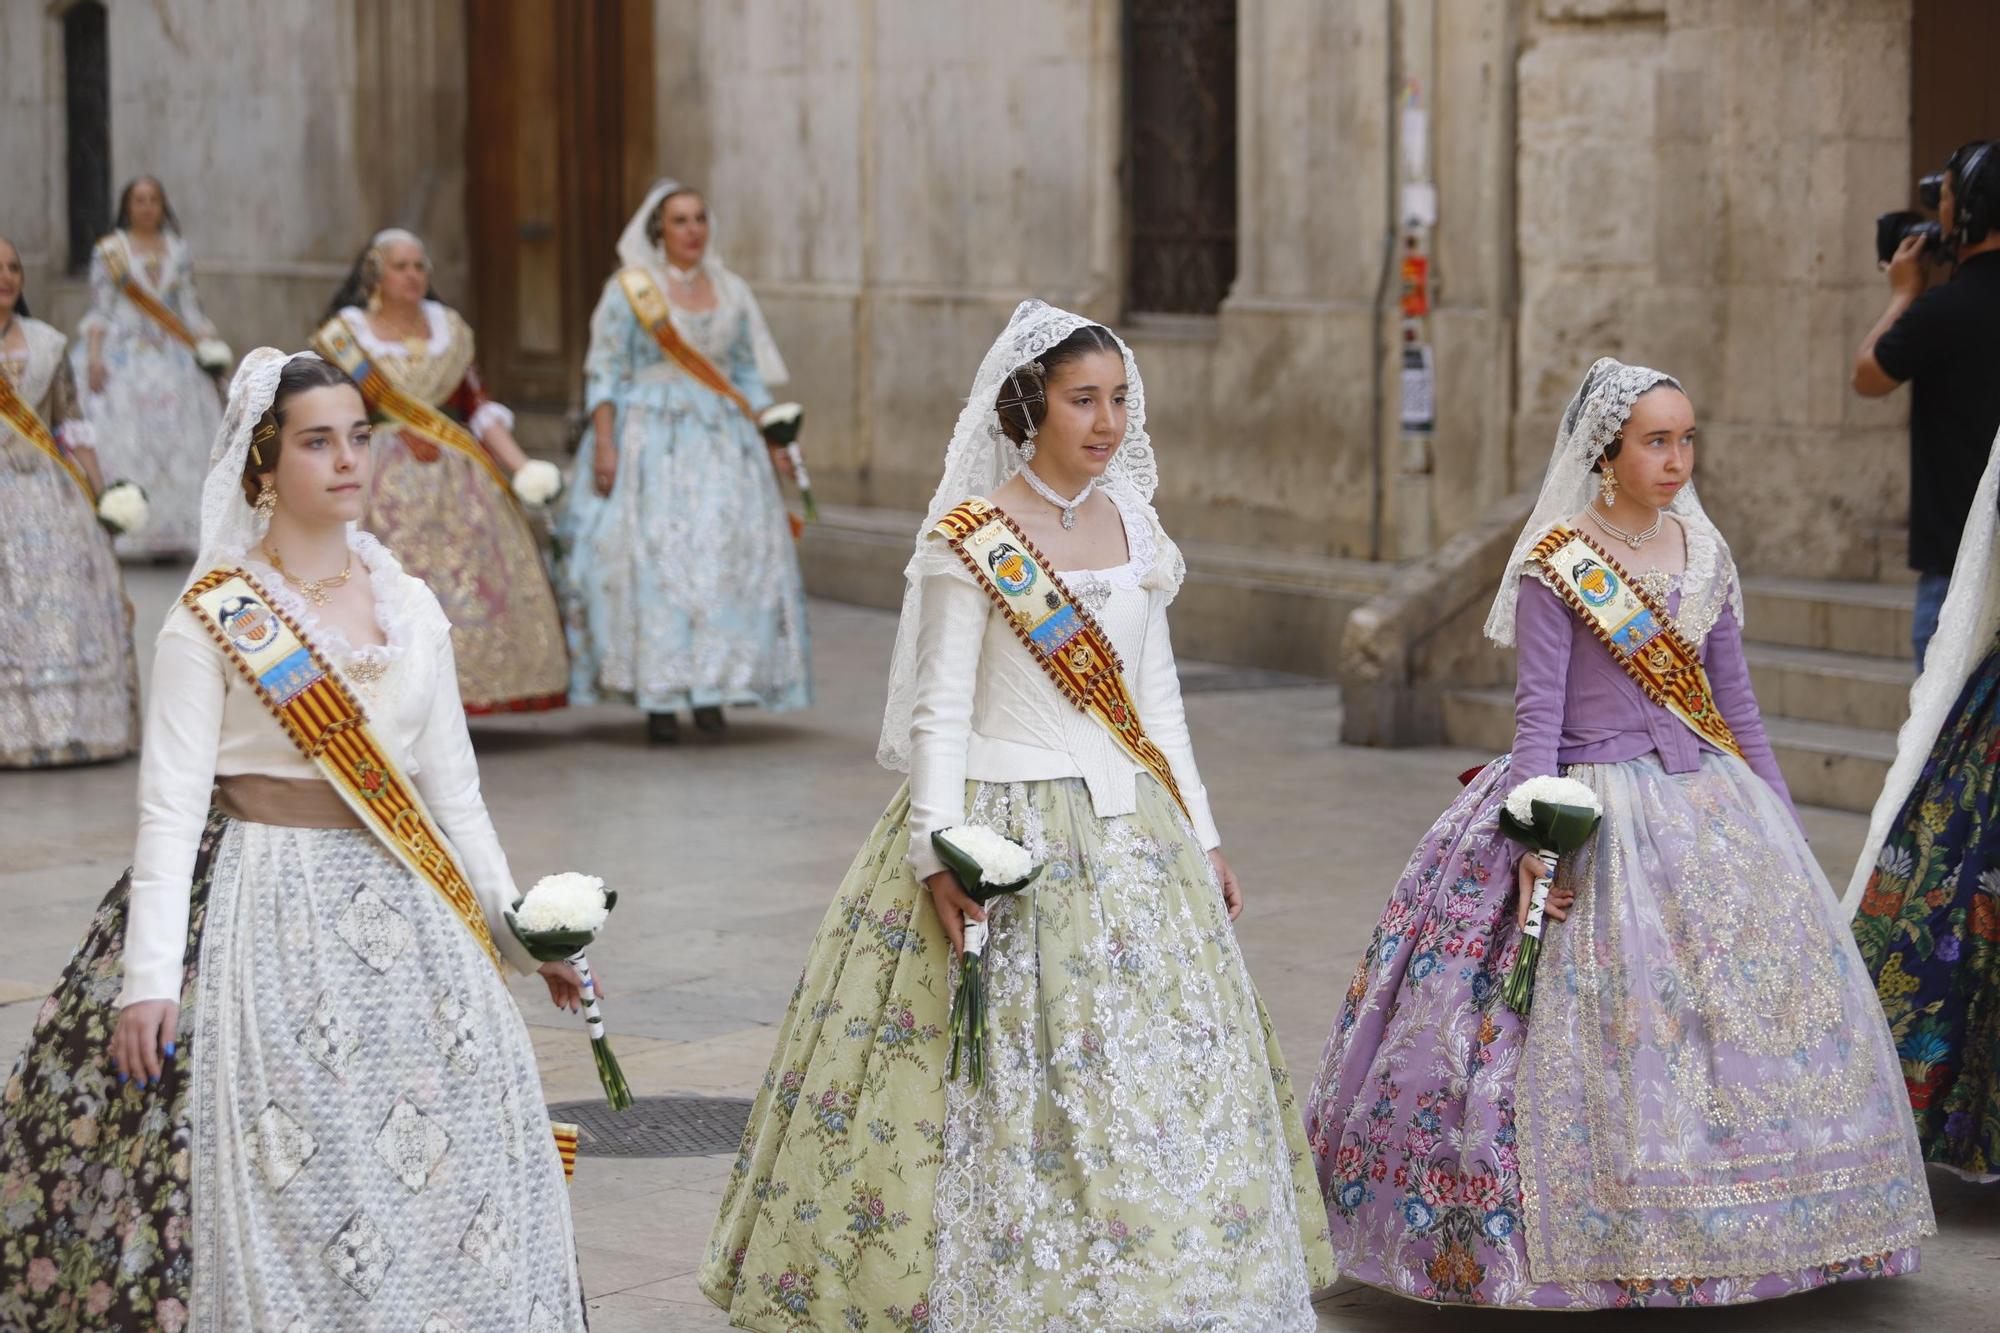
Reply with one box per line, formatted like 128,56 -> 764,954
757,402 -> 818,523
931,825 -> 1042,1085
1497,775 -> 1603,1014
96,480 -> 151,536
195,338 -> 234,376
507,873 -> 631,1109
511,459 -> 565,509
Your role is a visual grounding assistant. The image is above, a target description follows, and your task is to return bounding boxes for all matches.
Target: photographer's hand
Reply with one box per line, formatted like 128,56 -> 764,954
1885,231 -> 1929,300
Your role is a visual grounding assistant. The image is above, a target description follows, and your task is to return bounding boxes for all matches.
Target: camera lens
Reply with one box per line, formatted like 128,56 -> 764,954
1875,210 -> 1939,265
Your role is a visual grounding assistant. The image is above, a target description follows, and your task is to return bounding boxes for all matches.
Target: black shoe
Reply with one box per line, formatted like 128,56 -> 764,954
646,712 -> 681,744
692,705 -> 727,735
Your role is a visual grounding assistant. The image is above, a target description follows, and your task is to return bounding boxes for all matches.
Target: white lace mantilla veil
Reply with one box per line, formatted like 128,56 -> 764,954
614,177 -> 789,387
1844,425 -> 2000,914
177,347 -> 330,602
876,298 -> 1161,771
1484,355 -> 1742,649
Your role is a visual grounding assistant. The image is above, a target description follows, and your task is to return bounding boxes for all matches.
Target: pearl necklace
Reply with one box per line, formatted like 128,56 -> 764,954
1019,464 -> 1095,529
1590,502 -> 1662,551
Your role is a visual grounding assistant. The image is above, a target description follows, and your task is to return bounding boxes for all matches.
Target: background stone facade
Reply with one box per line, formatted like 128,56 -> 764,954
3,0 -> 1930,631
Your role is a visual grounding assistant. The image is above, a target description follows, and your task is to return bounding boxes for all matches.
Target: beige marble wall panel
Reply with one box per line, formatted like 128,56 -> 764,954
1514,0 -> 1914,579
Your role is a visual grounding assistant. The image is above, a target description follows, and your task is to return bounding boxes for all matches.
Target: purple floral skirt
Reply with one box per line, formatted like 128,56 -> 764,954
1301,755 -> 1932,1308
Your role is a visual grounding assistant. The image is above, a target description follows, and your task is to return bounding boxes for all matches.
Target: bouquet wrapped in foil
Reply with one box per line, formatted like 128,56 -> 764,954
1496,776 -> 1602,1015
507,873 -> 632,1110
931,826 -> 1042,1086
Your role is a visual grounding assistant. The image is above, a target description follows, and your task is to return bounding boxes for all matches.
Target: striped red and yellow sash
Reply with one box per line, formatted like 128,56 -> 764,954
98,237 -> 199,349
933,499 -> 1192,821
181,567 -> 505,971
1531,525 -> 1745,761
616,267 -> 760,427
551,1122 -> 579,1182
311,316 -> 518,499
0,371 -> 94,506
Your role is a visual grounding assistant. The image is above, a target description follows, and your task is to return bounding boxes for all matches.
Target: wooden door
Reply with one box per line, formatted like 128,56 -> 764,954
464,0 -> 654,412
1911,0 -> 2000,198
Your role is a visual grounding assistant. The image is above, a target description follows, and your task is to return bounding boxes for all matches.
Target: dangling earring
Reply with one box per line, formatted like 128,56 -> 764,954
1018,420 -> 1038,463
255,475 -> 277,522
1598,465 -> 1618,507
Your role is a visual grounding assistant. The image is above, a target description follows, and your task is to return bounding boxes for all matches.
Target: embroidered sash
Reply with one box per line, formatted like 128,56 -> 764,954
933,499 -> 1192,821
312,316 -> 518,499
1531,525 -> 1745,761
180,567 -> 506,972
616,267 -> 760,426
0,370 -> 93,505
98,236 -> 199,349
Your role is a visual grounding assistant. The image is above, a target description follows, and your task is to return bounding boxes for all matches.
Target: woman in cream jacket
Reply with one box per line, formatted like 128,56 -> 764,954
701,301 -> 1333,1333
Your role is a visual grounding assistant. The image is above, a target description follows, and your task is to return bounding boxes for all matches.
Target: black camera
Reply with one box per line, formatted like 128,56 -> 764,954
1875,173 -> 1946,265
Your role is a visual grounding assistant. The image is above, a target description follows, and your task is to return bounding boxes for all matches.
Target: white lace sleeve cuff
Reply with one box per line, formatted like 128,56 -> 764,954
60,420 -> 97,449
469,400 -> 516,440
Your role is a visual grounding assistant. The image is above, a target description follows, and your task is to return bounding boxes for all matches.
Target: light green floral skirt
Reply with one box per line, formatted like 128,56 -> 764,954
700,775 -> 1335,1332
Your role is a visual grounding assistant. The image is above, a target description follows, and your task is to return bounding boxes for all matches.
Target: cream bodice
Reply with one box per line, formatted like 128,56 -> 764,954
904,486 -> 1219,881
122,533 -> 536,1005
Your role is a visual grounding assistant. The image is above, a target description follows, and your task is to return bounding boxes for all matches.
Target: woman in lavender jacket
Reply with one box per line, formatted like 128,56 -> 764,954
1301,359 -> 1933,1309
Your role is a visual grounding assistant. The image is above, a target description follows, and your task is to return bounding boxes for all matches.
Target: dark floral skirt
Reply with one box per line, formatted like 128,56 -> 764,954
0,811 -> 222,1332
1853,637 -> 2000,1181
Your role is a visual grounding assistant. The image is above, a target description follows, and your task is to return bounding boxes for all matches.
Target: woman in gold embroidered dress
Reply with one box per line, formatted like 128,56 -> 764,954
0,234 -> 139,767
320,229 -> 569,713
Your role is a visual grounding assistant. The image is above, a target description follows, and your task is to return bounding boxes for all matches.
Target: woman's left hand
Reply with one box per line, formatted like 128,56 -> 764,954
538,960 -> 587,1013
1208,848 -> 1244,920
768,444 -> 797,480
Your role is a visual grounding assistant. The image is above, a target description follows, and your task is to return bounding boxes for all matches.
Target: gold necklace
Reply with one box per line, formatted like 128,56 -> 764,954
263,543 -> 353,607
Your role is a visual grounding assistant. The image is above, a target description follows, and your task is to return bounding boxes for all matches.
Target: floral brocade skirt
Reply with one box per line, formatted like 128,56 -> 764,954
556,389 -> 810,715
0,811 -> 584,1331
73,333 -> 219,559
1302,753 -> 1934,1310
0,444 -> 139,768
699,776 -> 1334,1332
1853,634 -> 2000,1181
362,429 -> 570,714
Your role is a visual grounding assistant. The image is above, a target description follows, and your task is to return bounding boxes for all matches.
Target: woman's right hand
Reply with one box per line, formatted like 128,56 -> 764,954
1515,852 -> 1575,929
110,999 -> 180,1087
87,357 -> 108,394
592,444 -> 617,496
925,869 -> 987,959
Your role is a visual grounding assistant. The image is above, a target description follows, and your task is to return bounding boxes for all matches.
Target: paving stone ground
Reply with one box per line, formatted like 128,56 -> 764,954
1,567 -> 1989,1331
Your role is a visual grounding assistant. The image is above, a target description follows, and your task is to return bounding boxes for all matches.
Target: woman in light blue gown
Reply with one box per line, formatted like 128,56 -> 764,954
558,179 -> 811,744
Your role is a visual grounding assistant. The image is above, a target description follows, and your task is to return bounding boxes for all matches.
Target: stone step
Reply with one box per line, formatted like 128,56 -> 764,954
1743,642 -> 1913,734
1740,576 -> 1914,660
1438,687 -> 1895,813
1867,527 -> 1917,587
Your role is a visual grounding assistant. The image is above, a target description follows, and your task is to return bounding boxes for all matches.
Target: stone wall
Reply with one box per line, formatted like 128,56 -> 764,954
1513,0 -> 1913,579
0,0 -> 1919,608
647,0 -> 1519,568
2,1 -> 466,359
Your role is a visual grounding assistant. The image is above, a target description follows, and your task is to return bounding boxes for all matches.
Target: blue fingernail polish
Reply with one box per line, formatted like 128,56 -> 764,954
116,1073 -> 127,1086
165,1042 -> 177,1058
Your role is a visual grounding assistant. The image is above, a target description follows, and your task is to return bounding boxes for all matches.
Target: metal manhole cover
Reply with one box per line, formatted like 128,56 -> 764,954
546,1095 -> 753,1158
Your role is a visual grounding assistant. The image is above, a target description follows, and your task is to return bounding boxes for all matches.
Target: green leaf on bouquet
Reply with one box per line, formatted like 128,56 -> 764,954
1498,800 -> 1602,856
930,832 -> 1043,905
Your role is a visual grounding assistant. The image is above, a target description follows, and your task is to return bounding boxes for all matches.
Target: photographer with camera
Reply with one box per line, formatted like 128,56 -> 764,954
1854,140 -> 2000,669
